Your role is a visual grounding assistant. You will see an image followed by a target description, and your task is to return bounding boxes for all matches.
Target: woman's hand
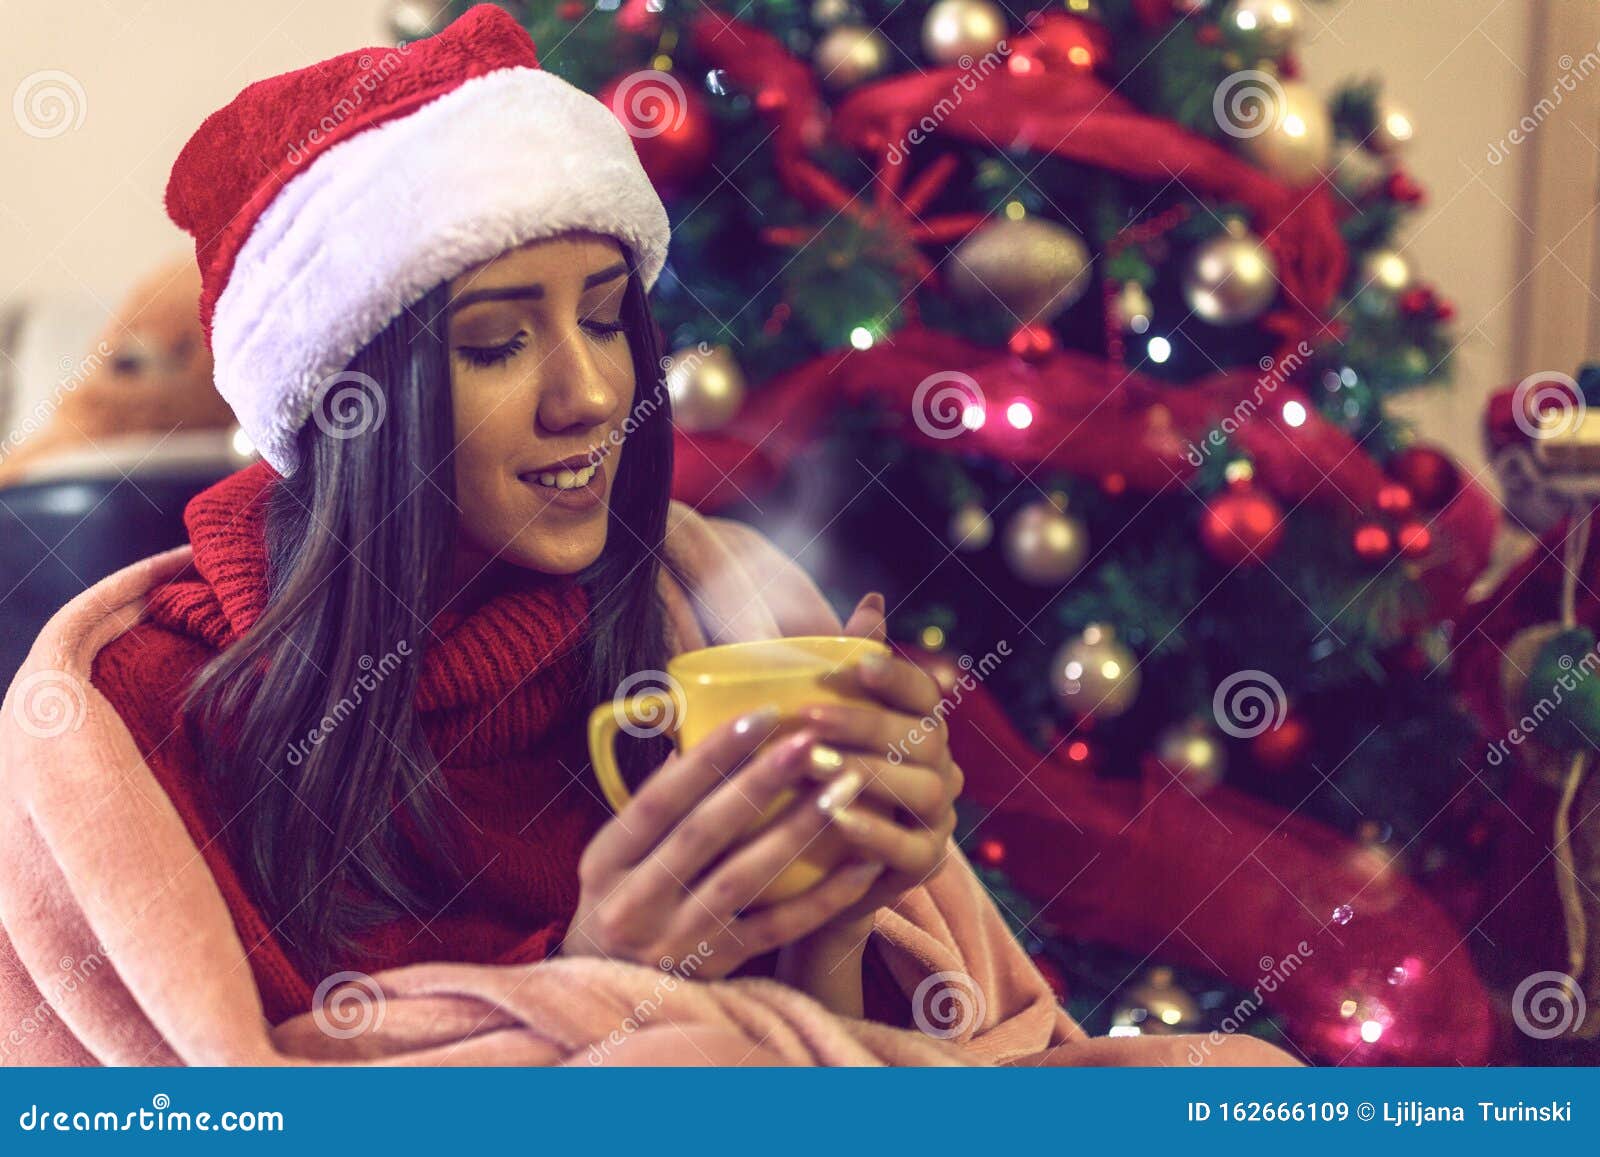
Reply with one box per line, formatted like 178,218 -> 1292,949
805,592 -> 964,929
562,709 -> 886,979
773,593 -> 964,1015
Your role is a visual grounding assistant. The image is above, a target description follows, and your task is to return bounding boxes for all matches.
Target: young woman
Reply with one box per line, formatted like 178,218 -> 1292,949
91,3 -> 963,1024
0,6 -> 1294,1067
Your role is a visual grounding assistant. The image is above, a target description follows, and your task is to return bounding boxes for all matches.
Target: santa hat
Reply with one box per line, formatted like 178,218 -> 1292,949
165,4 -> 670,475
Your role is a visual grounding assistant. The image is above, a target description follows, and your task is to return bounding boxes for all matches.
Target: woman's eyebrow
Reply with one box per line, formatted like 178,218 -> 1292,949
447,261 -> 629,312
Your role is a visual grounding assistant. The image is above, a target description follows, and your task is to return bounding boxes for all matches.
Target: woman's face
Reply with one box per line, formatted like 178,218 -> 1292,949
447,232 -> 637,577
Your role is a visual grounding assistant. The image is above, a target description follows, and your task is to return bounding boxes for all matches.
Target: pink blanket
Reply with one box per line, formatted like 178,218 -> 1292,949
0,502 -> 1297,1067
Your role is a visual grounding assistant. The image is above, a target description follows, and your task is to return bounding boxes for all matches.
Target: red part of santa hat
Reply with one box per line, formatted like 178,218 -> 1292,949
165,4 -> 670,475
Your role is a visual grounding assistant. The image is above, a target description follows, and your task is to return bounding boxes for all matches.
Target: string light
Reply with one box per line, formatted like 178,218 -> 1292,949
1147,336 -> 1172,363
1006,400 -> 1035,429
849,326 -> 875,350
1282,400 -> 1307,427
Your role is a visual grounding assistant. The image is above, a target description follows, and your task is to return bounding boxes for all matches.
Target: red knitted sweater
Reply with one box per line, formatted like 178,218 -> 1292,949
90,463 -> 606,1022
90,463 -> 910,1028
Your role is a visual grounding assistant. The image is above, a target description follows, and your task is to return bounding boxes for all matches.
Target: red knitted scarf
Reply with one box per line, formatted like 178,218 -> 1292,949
91,462 -> 608,1022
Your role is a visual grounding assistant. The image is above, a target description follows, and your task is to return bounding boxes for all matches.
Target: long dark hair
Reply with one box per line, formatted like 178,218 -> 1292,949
185,255 -> 672,970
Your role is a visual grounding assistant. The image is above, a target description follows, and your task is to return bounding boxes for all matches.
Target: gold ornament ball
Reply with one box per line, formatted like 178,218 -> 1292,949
1369,98 -> 1415,155
1050,623 -> 1139,719
1183,230 -> 1279,325
1360,248 -> 1413,295
813,24 -> 893,90
949,503 -> 995,552
1154,719 -> 1226,793
387,0 -> 451,41
1237,80 -> 1331,185
1003,499 -> 1088,584
1115,282 -> 1153,334
810,0 -> 855,27
1225,0 -> 1304,55
948,217 -> 1092,325
922,0 -> 1008,66
665,344 -> 747,432
1112,967 -> 1202,1035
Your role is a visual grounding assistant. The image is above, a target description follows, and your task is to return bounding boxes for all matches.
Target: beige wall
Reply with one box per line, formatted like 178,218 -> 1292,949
0,1 -> 387,316
2,0 -> 1589,472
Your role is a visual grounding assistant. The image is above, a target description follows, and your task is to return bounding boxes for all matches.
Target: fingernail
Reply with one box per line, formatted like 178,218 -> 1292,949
817,769 -> 866,814
734,705 -> 780,735
841,861 -> 884,887
804,743 -> 846,780
859,592 -> 885,613
859,651 -> 890,677
828,804 -> 874,835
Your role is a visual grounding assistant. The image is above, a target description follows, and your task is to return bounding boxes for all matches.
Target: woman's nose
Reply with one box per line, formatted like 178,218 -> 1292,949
535,328 -> 624,434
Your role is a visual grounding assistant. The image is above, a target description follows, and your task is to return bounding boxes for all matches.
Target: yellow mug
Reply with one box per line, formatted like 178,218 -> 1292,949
587,635 -> 892,905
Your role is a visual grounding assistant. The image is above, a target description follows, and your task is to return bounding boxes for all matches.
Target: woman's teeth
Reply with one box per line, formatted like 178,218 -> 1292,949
531,463 -> 598,490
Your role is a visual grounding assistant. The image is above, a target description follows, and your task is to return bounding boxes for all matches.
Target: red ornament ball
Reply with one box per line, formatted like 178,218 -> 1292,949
1199,483 -> 1285,566
1011,13 -> 1110,76
599,72 -> 714,194
973,837 -> 1007,868
1396,520 -> 1433,557
1398,287 -> 1434,318
1386,170 -> 1425,205
1251,712 -> 1311,770
1389,445 -> 1459,509
1375,483 -> 1414,516
1008,321 -> 1057,362
1352,521 -> 1393,561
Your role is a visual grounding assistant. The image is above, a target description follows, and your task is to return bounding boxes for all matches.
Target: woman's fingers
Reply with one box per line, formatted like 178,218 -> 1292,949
799,701 -> 949,770
686,780 -> 838,922
730,860 -> 886,957
587,706 -> 782,869
805,751 -> 950,820
854,651 -> 944,719
827,803 -> 954,879
641,730 -> 826,890
840,591 -> 887,640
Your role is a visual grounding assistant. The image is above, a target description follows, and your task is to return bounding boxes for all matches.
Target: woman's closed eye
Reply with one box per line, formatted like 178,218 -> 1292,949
455,332 -> 528,368
454,320 -> 626,369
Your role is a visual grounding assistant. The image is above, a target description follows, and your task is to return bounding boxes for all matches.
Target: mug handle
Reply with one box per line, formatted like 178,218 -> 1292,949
586,692 -> 675,814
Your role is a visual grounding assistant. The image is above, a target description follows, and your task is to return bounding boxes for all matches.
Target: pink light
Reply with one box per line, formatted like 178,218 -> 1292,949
962,402 -> 986,431
1006,400 -> 1034,430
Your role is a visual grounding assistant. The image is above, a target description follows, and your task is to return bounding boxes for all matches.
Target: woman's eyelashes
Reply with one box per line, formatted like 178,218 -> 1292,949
455,333 -> 528,368
453,319 -> 626,369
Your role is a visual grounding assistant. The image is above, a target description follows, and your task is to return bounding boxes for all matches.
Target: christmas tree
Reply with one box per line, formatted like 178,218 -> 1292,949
395,0 -> 1516,1061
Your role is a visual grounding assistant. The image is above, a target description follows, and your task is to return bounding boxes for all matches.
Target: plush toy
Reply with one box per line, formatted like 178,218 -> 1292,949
0,256 -> 232,486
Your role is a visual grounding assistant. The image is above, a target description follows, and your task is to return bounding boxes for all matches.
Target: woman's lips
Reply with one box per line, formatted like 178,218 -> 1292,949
518,456 -> 607,512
